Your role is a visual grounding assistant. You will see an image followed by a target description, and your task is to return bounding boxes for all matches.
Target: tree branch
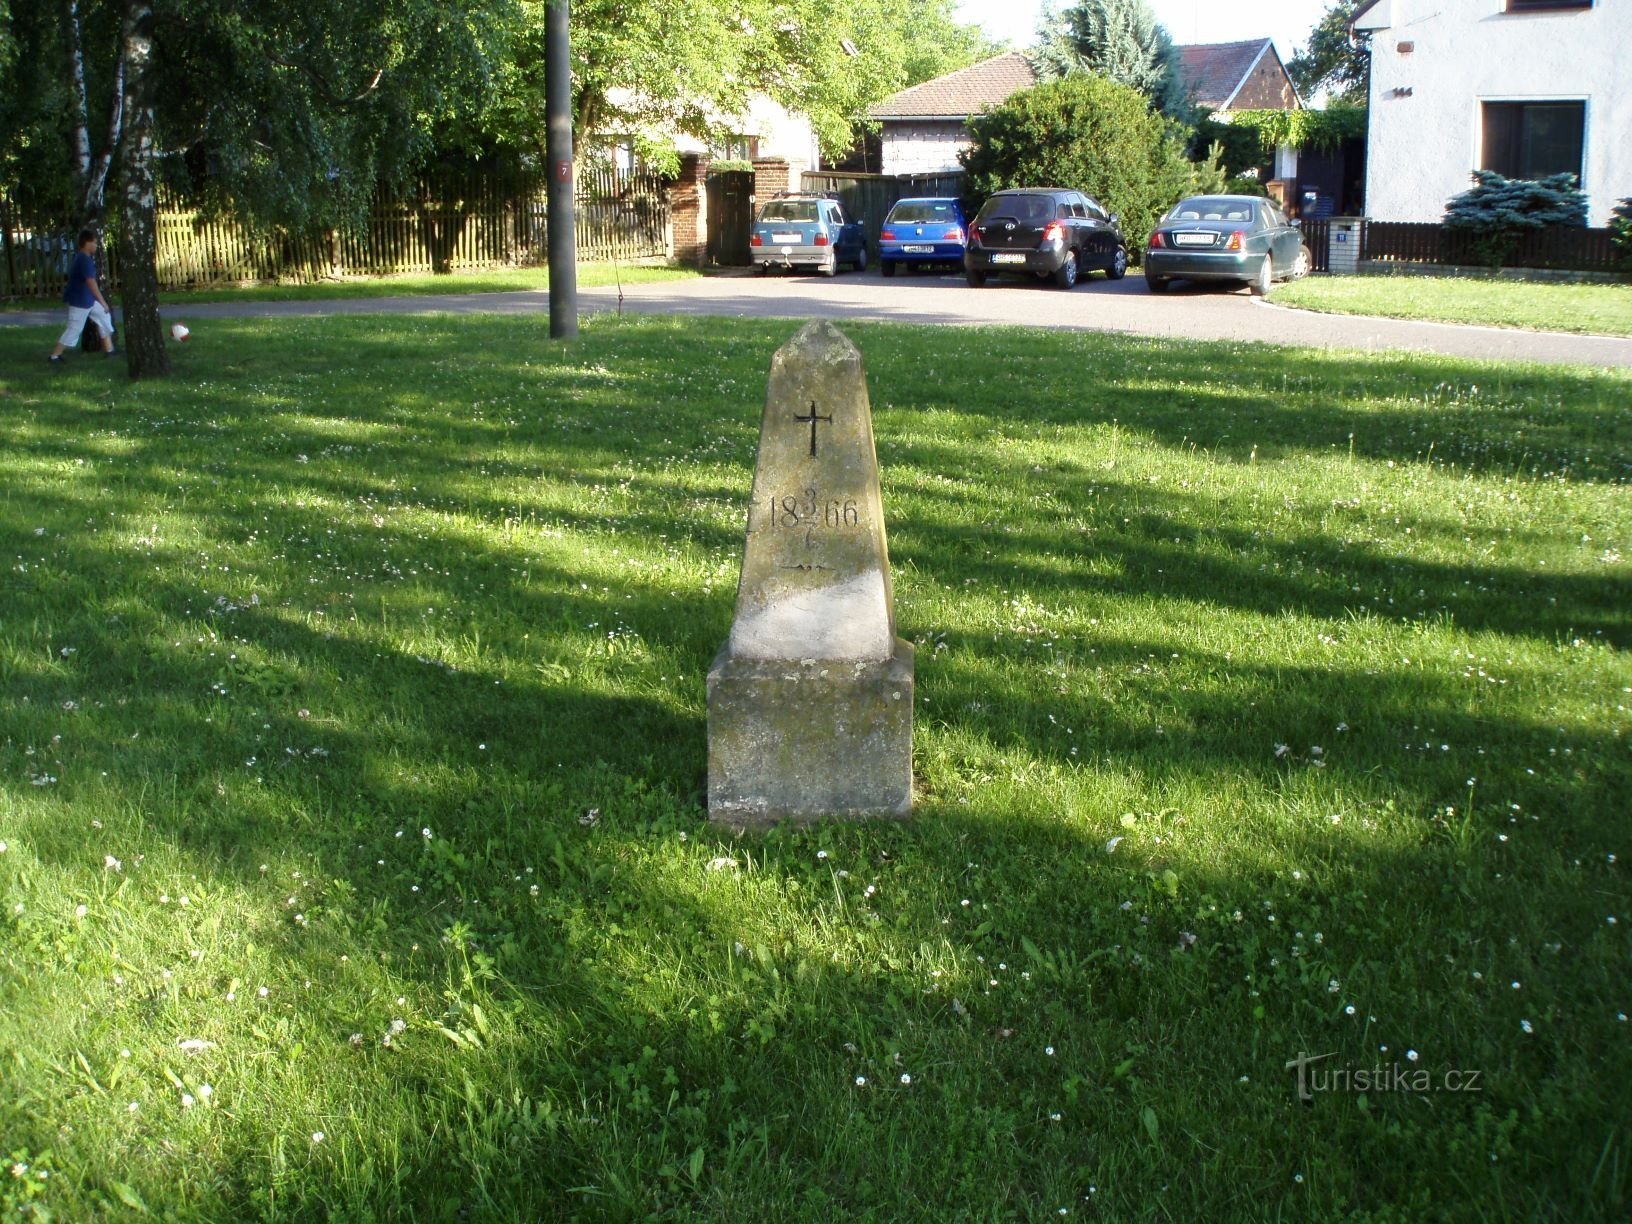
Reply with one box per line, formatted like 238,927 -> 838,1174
268,53 -> 385,107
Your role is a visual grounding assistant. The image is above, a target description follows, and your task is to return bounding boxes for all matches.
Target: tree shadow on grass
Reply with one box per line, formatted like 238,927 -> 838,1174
1,315 -> 1628,1218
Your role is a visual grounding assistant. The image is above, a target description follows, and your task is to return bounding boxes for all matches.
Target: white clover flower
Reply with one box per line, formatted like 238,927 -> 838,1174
855,1076 -> 866,1086
899,1073 -> 911,1085
311,1131 -> 325,1144
1521,1019 -> 1533,1034
180,1093 -> 195,1108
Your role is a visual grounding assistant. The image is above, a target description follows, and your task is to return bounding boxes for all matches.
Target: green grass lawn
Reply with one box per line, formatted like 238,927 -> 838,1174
1271,273 -> 1632,337
1,315 -> 1629,1220
2,262 -> 695,311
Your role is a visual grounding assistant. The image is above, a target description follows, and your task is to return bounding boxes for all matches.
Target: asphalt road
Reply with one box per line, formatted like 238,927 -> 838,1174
9,268 -> 1632,368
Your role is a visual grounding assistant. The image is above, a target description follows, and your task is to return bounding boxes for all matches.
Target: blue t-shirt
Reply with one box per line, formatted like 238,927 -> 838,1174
64,251 -> 98,308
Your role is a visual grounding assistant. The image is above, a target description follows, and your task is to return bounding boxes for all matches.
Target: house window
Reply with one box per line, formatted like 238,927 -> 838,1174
1481,101 -> 1585,180
712,135 -> 759,162
1505,0 -> 1591,10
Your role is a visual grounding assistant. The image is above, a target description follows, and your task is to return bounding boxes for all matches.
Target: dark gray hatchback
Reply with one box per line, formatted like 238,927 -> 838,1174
964,188 -> 1128,289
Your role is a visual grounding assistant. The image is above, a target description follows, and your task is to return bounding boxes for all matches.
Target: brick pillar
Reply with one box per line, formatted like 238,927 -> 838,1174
669,153 -> 711,267
751,157 -> 792,203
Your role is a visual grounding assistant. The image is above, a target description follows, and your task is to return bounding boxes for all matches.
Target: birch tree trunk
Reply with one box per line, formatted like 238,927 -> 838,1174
64,0 -> 124,276
115,0 -> 168,379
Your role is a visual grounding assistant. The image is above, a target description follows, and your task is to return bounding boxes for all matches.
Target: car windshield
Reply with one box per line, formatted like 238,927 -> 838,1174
976,194 -> 1054,224
760,201 -> 819,223
888,201 -> 958,224
1165,198 -> 1258,225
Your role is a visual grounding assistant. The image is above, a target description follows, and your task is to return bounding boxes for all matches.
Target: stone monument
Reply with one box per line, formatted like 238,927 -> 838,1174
707,321 -> 914,826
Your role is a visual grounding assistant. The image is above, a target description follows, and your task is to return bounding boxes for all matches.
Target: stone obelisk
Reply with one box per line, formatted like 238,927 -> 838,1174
707,321 -> 914,827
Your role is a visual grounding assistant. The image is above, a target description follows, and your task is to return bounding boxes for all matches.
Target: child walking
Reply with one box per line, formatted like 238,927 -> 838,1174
49,229 -> 117,363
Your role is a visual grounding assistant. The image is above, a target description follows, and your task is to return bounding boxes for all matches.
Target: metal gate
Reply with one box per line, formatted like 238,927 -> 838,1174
706,170 -> 753,266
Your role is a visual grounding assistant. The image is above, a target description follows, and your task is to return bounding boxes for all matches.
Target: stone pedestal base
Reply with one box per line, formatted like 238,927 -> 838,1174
707,640 -> 914,827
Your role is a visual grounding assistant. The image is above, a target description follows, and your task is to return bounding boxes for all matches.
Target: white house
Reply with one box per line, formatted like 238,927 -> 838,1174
599,92 -> 820,182
1353,0 -> 1631,226
868,44 -> 1301,179
868,52 -> 1037,176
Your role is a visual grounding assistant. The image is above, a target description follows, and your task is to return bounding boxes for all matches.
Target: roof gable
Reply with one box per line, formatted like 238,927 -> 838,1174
1177,38 -> 1296,110
869,52 -> 1038,120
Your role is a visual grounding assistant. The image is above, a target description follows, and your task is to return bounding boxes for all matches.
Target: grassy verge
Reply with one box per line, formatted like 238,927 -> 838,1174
1271,273 -> 1632,336
2,315 -> 1629,1220
2,262 -> 696,311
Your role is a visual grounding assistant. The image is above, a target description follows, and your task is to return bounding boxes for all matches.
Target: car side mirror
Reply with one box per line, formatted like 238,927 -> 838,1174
1291,218 -> 1302,229
1109,214 -> 1120,227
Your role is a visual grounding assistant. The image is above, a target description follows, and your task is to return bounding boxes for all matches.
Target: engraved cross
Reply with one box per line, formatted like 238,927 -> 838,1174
793,401 -> 833,457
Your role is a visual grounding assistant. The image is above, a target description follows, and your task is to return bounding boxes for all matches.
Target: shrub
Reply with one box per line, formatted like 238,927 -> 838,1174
1611,198 -> 1632,271
1442,170 -> 1587,270
959,75 -> 1196,259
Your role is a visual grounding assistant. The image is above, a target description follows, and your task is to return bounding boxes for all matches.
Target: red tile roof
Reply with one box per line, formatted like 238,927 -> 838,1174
1177,39 -> 1278,109
869,52 -> 1038,120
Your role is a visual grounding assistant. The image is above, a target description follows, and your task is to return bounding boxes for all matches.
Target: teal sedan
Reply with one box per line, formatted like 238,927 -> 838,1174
1144,195 -> 1312,296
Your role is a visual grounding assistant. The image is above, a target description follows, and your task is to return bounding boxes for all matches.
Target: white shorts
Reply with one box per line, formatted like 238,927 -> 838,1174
59,302 -> 115,347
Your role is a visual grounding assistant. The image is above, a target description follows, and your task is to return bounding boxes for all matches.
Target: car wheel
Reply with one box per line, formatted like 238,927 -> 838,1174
1147,275 -> 1169,293
854,244 -> 868,272
1106,245 -> 1128,280
881,260 -> 896,278
966,268 -> 987,288
1292,244 -> 1312,280
1054,251 -> 1080,289
1249,256 -> 1272,297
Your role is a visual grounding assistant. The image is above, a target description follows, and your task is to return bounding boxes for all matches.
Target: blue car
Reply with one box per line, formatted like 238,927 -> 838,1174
878,197 -> 967,276
751,194 -> 867,277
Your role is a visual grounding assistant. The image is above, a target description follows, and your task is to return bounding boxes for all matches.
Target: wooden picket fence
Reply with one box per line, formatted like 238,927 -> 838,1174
0,168 -> 672,300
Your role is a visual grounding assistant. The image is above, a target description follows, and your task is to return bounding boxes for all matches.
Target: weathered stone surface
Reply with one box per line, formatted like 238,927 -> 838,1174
708,320 -> 914,827
707,646 -> 914,824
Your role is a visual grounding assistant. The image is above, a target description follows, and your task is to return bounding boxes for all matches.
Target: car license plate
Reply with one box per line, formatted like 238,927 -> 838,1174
772,233 -> 801,244
1173,232 -> 1215,247
902,244 -> 933,253
992,253 -> 1026,265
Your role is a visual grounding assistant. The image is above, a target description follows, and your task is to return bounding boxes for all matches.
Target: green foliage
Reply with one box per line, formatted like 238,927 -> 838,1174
1191,117 -> 1268,178
1225,105 -> 1368,155
495,0 -> 995,171
960,74 -> 1196,250
1611,197 -> 1632,270
1030,0 -> 1189,119
1443,170 -> 1588,270
1223,175 -> 1267,197
1286,0 -> 1371,103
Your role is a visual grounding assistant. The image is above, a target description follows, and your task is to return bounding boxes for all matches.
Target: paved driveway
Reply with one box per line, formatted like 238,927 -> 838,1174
8,270 -> 1631,367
